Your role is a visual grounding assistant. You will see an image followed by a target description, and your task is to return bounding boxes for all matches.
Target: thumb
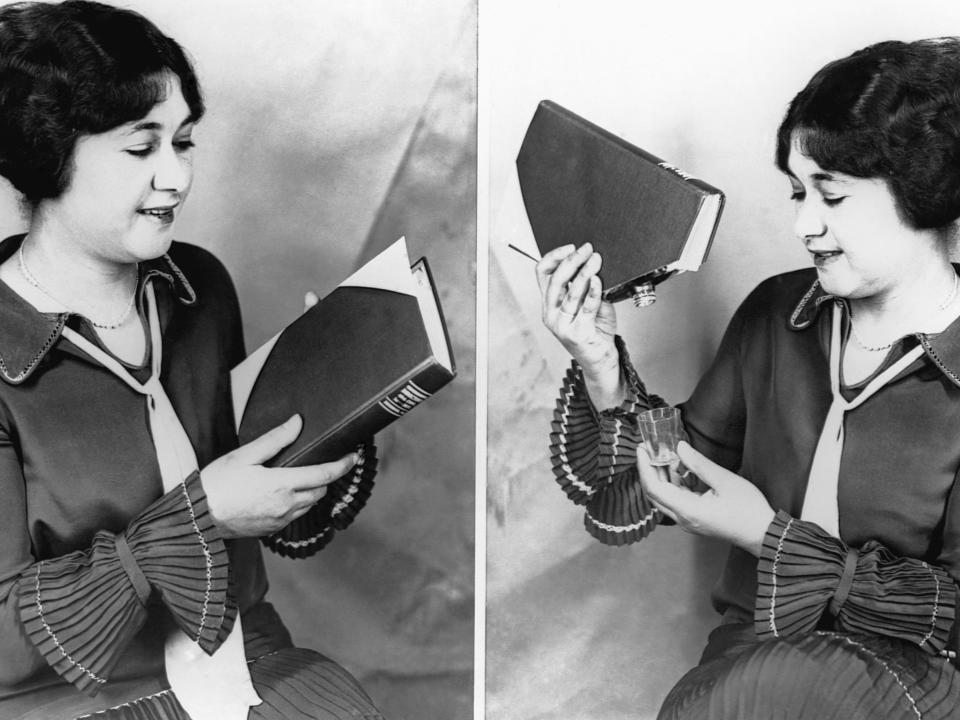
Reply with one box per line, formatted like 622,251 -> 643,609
231,414 -> 302,465
676,441 -> 729,493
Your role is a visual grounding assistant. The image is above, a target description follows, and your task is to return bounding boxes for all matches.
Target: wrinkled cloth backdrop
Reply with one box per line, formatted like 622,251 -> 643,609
486,2 -> 960,719
0,2 -> 476,719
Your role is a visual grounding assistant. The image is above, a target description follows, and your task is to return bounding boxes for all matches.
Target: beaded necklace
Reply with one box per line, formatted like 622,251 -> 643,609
17,243 -> 139,330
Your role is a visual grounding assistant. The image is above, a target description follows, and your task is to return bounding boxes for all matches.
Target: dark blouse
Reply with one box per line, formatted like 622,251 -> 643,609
0,234 -> 370,715
550,268 -> 960,659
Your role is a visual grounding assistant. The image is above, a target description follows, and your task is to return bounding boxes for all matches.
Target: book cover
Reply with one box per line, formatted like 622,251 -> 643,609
232,237 -> 456,468
516,100 -> 725,303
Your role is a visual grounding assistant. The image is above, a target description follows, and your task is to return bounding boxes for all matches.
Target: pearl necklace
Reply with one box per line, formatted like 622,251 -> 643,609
849,271 -> 959,353
17,244 -> 139,330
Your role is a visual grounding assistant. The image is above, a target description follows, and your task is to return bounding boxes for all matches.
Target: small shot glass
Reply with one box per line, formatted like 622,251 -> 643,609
638,406 -> 684,467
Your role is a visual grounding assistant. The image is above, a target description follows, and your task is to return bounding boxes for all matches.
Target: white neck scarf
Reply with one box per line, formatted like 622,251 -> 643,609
800,302 -> 925,537
62,281 -> 259,720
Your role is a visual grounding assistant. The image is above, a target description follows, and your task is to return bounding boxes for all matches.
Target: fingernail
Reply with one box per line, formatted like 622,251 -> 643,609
580,242 -> 593,253
287,414 -> 302,425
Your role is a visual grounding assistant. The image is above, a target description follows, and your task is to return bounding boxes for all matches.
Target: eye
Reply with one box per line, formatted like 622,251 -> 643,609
125,143 -> 155,158
174,139 -> 195,153
822,196 -> 846,207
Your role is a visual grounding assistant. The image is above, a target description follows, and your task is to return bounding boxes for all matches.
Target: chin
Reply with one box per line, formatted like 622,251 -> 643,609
125,230 -> 177,263
814,266 -> 860,299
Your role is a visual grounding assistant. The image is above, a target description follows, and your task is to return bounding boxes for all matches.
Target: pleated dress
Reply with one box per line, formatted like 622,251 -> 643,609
549,268 -> 960,718
0,235 -> 382,720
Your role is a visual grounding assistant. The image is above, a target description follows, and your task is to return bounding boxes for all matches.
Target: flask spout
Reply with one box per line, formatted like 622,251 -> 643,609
631,282 -> 656,307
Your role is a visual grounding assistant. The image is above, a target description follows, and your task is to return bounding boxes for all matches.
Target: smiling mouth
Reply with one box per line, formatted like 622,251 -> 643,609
810,249 -> 842,262
138,206 -> 176,223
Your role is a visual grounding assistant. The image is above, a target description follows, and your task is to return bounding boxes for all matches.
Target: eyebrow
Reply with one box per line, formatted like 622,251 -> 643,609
787,171 -> 850,190
812,174 -> 854,192
123,119 -> 194,135
812,171 -> 851,183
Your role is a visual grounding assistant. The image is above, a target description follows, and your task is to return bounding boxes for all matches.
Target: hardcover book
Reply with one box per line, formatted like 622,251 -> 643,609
516,100 -> 725,303
231,237 -> 456,468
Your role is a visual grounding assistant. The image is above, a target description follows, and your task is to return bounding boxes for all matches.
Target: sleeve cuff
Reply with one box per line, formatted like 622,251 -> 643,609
583,465 -> 663,545
129,471 -> 233,653
17,472 -> 233,695
262,439 -> 378,559
844,540 -> 956,655
549,336 -> 667,506
756,510 -> 957,655
755,511 -> 841,640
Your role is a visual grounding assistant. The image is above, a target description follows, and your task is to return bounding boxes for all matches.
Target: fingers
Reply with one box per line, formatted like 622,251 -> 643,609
284,452 -> 359,492
676,441 -> 728,493
230,414 -> 302,465
557,251 -> 602,319
643,472 -> 699,519
651,499 -> 678,523
542,243 -> 598,317
287,486 -> 329,521
579,275 -> 604,317
535,244 -> 576,293
259,451 -> 360,526
636,443 -> 672,490
638,442 -> 699,519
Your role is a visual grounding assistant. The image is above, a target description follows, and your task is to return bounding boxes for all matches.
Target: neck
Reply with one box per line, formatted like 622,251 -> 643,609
849,258 -> 958,339
10,216 -> 141,333
24,213 -> 138,309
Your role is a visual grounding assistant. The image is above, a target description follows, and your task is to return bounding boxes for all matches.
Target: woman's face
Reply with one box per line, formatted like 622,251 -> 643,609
44,76 -> 195,264
786,140 -> 937,301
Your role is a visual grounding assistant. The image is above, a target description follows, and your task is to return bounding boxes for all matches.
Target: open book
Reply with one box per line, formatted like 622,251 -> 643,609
517,100 -> 725,303
231,237 -> 456,468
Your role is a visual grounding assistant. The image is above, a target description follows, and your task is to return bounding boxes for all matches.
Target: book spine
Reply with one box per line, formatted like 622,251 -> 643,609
656,161 -> 696,181
657,162 -> 722,198
283,362 -> 453,467
376,379 -> 434,418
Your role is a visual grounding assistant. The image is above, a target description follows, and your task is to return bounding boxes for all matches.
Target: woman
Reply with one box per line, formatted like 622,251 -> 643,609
538,38 -> 960,718
0,2 -> 383,718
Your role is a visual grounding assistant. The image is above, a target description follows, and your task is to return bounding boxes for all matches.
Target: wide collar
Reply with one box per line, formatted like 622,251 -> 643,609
0,234 -> 196,385
788,270 -> 960,389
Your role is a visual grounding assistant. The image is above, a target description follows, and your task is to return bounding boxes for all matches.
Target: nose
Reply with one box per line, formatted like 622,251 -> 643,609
793,197 -> 826,241
152,145 -> 192,195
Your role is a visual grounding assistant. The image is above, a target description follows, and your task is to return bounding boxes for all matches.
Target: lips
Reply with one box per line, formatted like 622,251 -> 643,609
137,205 -> 177,224
809,248 -> 842,267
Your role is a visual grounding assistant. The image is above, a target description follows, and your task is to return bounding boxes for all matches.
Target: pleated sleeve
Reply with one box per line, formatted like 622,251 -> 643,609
14,471 -> 235,696
262,439 -> 379,559
550,336 -> 670,545
756,511 -> 958,657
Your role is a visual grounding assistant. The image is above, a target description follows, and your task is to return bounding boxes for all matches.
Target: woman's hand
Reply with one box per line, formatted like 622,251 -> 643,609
639,440 -> 775,556
201,415 -> 357,539
536,243 -> 623,408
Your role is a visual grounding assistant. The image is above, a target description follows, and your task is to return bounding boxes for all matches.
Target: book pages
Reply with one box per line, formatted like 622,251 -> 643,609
231,331 -> 282,430
411,260 -> 453,373
338,236 -> 417,297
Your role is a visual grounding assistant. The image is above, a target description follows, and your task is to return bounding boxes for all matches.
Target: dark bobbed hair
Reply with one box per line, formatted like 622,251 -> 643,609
0,0 -> 204,205
776,38 -> 960,230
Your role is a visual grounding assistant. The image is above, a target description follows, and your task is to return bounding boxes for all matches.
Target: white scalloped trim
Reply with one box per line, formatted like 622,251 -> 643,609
585,507 -> 658,533
31,563 -> 107,686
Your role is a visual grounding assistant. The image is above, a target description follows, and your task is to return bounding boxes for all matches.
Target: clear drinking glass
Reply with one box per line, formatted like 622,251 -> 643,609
638,407 -> 684,466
